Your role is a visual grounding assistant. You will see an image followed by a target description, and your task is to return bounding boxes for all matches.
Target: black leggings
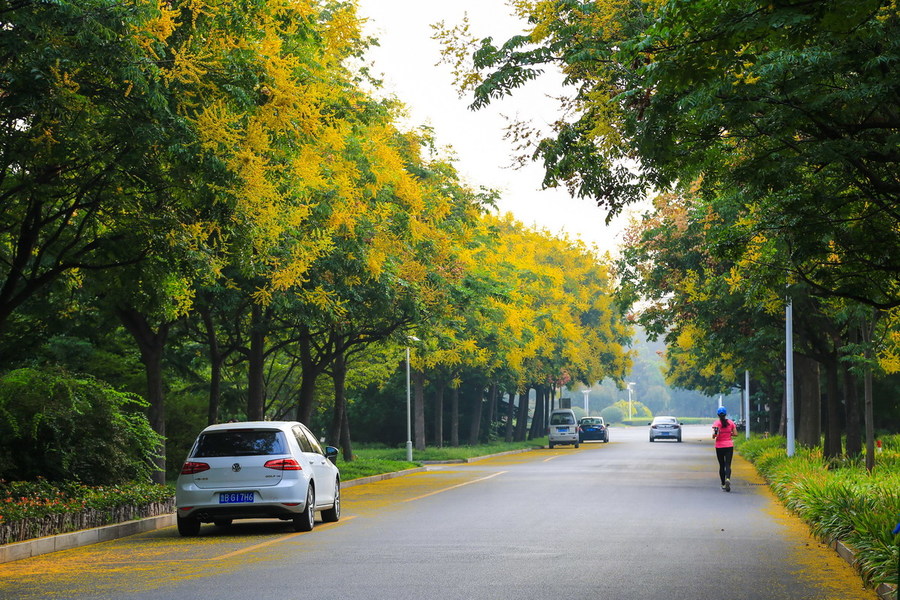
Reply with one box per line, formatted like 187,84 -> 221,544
716,446 -> 734,485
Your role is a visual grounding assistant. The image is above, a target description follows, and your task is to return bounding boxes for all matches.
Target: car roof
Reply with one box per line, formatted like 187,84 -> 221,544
200,421 -> 301,433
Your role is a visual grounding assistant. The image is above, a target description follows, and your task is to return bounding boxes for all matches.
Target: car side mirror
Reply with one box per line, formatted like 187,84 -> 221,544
325,446 -> 339,464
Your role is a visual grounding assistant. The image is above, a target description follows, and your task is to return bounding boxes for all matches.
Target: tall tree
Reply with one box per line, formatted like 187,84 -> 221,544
441,0 -> 900,309
0,0 -> 211,335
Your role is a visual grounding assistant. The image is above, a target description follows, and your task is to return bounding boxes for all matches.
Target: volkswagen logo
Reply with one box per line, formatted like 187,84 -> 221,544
231,463 -> 241,472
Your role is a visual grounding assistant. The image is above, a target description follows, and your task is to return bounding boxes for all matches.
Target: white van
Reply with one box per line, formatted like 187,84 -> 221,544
548,408 -> 579,448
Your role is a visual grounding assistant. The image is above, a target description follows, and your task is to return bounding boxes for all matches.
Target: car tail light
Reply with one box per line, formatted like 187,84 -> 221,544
181,461 -> 210,475
264,458 -> 302,471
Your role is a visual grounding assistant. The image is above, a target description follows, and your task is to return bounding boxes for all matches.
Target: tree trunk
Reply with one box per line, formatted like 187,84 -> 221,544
777,390 -> 787,436
529,386 -> 545,440
296,332 -> 321,424
823,355 -> 843,459
863,366 -> 874,472
795,354 -> 821,448
433,382 -> 445,448
842,364 -> 863,457
485,382 -> 497,440
451,384 -> 460,447
117,308 -> 170,485
340,404 -> 353,462
504,392 -> 515,443
861,317 -> 877,472
468,385 -> 483,444
330,348 -> 347,454
515,388 -> 530,442
413,368 -> 426,451
200,305 -> 223,425
247,303 -> 267,421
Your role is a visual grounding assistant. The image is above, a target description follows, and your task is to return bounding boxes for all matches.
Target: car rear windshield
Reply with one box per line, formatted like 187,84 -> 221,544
193,430 -> 288,457
550,413 -> 575,425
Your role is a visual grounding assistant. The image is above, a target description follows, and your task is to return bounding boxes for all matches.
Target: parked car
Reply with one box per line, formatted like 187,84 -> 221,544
578,416 -> 609,443
648,416 -> 683,442
175,421 -> 341,536
548,408 -> 579,448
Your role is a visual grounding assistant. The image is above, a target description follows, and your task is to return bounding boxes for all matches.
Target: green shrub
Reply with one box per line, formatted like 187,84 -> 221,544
0,367 -> 162,484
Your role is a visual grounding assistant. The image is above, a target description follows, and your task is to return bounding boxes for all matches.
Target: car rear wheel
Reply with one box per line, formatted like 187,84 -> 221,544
548,441 -> 554,448
293,486 -> 315,532
574,442 -> 579,448
177,515 -> 201,537
321,480 -> 341,523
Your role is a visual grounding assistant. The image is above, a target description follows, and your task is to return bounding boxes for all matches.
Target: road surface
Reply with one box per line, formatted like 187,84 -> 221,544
0,425 -> 876,599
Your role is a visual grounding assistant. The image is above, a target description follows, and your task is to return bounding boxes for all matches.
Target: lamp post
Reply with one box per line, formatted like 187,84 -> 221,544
785,298 -> 795,457
582,389 -> 590,415
627,382 -> 635,420
406,336 -> 419,462
744,370 -> 751,440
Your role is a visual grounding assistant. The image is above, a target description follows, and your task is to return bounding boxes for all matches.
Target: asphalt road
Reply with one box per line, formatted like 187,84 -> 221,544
0,425 -> 877,600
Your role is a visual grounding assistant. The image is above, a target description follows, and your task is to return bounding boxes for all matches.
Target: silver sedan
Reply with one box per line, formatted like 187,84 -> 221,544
648,416 -> 683,442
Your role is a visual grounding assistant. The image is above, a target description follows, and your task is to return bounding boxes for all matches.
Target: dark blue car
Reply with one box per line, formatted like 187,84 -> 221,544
578,416 -> 609,443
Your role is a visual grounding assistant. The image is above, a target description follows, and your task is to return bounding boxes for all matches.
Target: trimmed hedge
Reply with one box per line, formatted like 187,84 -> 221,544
0,479 -> 174,545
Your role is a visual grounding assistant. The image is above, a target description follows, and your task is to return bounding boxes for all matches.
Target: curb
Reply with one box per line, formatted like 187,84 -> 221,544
420,447 -> 538,465
0,514 -> 175,564
340,466 -> 427,487
830,539 -> 897,600
0,467 -> 426,565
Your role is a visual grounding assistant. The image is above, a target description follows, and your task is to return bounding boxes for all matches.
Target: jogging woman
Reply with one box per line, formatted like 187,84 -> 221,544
713,407 -> 737,492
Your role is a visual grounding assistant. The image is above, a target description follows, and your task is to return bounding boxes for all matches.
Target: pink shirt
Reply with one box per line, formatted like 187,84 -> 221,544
713,419 -> 737,448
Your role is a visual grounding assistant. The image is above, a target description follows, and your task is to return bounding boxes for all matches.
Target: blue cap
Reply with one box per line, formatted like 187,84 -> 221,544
716,407 -> 727,416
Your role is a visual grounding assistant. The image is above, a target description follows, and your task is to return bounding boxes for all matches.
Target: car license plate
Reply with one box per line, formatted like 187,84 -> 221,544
586,427 -> 597,432
219,492 -> 254,504
661,432 -> 671,436
556,427 -> 569,433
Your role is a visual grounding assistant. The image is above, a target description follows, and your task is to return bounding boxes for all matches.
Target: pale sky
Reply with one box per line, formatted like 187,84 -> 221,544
356,0 -> 641,256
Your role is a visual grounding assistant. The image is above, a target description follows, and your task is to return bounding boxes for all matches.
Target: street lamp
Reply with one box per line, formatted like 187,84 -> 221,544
582,389 -> 590,415
626,382 -> 636,420
406,336 -> 419,462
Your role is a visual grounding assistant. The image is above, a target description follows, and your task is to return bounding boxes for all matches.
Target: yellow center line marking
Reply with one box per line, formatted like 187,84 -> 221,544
403,471 -> 506,503
210,517 -> 356,561
543,455 -> 562,462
